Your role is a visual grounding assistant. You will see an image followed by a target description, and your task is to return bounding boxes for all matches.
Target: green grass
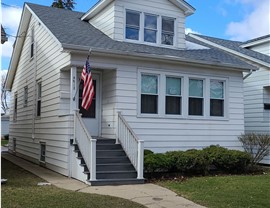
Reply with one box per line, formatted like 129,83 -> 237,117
1,158 -> 145,208
1,139 -> 9,146
158,172 -> 270,208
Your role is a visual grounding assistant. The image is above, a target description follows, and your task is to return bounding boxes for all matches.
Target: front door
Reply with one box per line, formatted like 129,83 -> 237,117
78,74 -> 100,137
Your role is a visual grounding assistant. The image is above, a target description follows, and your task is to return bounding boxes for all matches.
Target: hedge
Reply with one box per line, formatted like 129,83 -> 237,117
144,145 -> 251,176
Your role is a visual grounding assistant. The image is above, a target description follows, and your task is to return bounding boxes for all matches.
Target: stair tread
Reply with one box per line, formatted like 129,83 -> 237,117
97,170 -> 136,173
97,163 -> 132,166
91,178 -> 143,182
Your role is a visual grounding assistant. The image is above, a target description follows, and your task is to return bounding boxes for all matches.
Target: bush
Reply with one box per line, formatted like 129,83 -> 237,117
203,145 -> 251,172
144,149 -> 154,156
238,133 -> 270,165
3,134 -> 9,140
144,153 -> 171,173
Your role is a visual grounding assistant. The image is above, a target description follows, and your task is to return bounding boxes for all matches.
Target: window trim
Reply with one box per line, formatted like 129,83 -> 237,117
210,79 -> 225,117
188,78 -> 205,117
36,80 -> 42,118
39,142 -> 46,163
124,9 -> 176,47
137,69 -> 228,120
30,27 -> 34,59
165,76 -> 182,115
13,92 -> 18,122
24,86 -> 28,107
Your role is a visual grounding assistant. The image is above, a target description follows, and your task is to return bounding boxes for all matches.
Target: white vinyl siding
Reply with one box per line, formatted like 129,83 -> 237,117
9,15 -> 71,176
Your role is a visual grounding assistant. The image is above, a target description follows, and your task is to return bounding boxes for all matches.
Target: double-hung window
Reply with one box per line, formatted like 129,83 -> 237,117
210,80 -> 224,117
144,14 -> 157,43
141,74 -> 158,114
166,77 -> 182,115
162,17 -> 174,45
36,81 -> 42,117
126,10 -> 140,40
189,79 -> 204,116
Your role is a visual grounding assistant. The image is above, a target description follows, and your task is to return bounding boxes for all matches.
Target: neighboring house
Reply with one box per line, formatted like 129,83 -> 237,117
188,34 -> 270,164
1,25 -> 8,44
6,1 -> 256,185
1,114 -> 10,135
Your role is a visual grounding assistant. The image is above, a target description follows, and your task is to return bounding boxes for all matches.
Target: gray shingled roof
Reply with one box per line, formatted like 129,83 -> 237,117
27,3 -> 256,70
188,34 -> 270,64
243,34 -> 270,45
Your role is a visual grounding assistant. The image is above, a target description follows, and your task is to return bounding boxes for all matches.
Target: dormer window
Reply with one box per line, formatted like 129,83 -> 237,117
162,17 -> 174,45
144,14 -> 157,43
125,10 -> 175,46
126,10 -> 140,40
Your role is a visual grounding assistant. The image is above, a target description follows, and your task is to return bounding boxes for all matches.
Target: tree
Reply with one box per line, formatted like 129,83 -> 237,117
1,72 -> 9,115
51,0 -> 76,10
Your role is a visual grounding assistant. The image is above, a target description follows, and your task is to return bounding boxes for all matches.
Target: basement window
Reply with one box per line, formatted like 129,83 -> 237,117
13,138 -> 16,152
40,142 -> 46,163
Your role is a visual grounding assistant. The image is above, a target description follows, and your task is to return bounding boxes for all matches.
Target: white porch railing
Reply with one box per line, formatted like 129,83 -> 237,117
117,112 -> 144,179
74,110 -> 96,181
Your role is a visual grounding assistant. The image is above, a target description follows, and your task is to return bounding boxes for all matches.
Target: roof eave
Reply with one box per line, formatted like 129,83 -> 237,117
5,4 -> 31,90
62,43 -> 254,72
189,34 -> 269,69
81,0 -> 114,21
241,37 -> 270,48
168,0 -> 195,16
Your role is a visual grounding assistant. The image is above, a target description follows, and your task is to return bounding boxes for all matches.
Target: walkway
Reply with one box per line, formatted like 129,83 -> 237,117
1,151 -> 205,208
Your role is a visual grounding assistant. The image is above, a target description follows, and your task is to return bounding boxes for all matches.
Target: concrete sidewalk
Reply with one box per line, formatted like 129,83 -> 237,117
1,152 -> 205,208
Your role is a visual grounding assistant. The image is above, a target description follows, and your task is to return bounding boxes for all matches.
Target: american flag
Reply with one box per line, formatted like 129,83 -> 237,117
81,58 -> 94,110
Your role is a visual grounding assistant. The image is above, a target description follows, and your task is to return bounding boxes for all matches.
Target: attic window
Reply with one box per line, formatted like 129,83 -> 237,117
162,17 -> 174,45
30,27 -> 34,58
126,10 -> 140,40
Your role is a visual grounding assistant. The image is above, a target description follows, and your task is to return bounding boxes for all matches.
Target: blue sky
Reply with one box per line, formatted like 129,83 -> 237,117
1,0 -> 269,71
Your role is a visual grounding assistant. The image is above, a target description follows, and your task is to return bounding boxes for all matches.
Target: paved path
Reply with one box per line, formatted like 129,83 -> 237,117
2,152 -> 205,208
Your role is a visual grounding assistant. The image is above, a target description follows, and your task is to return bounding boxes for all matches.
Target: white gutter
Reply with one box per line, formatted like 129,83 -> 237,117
189,34 -> 270,68
62,43 -> 254,72
243,69 -> 254,80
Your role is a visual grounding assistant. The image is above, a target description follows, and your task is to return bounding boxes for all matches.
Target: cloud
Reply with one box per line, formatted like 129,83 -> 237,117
225,0 -> 270,41
185,28 -> 201,35
1,6 -> 22,58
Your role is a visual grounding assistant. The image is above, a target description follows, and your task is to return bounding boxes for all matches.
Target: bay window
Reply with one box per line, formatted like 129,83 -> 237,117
166,77 -> 181,115
189,79 -> 204,116
141,74 -> 158,114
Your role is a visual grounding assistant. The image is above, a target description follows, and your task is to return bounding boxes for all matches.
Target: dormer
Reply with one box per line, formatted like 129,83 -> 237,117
81,0 -> 195,49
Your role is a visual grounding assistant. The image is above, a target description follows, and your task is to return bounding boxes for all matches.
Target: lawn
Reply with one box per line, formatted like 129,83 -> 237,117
158,171 -> 270,208
1,139 -> 9,146
1,158 -> 145,208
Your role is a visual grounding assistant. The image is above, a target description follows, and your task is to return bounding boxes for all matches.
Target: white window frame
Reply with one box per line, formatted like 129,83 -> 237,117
13,92 -> 18,121
140,73 -> 159,115
36,80 -> 42,118
210,79 -> 225,117
39,142 -> 46,163
30,27 -> 34,59
138,70 -> 228,120
124,9 -> 176,47
24,86 -> 28,107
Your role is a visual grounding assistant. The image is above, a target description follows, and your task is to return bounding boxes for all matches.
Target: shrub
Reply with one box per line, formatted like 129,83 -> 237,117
238,133 -> 270,165
3,134 -> 9,140
144,153 -> 171,173
144,149 -> 154,156
175,149 -> 210,175
165,151 -> 184,172
203,145 -> 251,172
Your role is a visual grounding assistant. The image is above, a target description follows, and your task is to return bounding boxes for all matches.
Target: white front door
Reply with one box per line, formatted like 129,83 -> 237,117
78,74 -> 101,137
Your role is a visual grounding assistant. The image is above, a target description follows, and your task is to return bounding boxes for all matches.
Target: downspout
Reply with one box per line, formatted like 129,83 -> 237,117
32,39 -> 37,140
243,69 -> 254,80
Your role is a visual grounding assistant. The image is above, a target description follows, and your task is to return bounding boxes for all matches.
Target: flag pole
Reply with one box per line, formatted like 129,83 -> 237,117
73,48 -> 92,101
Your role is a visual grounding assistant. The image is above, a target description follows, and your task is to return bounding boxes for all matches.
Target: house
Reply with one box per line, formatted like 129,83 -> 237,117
188,34 -> 270,164
5,1 -> 256,185
1,25 -> 8,44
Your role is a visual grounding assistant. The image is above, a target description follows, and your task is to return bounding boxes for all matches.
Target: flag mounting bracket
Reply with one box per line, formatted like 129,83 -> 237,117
72,48 -> 92,101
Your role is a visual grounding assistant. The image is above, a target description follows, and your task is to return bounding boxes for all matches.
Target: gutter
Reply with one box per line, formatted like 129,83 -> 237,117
62,43 -> 253,72
243,69 -> 254,80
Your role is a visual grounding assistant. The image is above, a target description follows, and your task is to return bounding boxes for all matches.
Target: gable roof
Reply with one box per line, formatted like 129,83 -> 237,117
241,34 -> 270,48
81,0 -> 195,21
188,34 -> 270,68
7,3 -> 257,90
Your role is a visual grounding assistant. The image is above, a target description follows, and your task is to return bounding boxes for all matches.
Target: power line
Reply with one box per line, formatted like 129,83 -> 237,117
1,2 -> 21,8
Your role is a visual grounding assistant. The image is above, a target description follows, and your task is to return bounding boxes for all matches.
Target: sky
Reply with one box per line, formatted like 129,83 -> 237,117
1,0 -> 270,72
